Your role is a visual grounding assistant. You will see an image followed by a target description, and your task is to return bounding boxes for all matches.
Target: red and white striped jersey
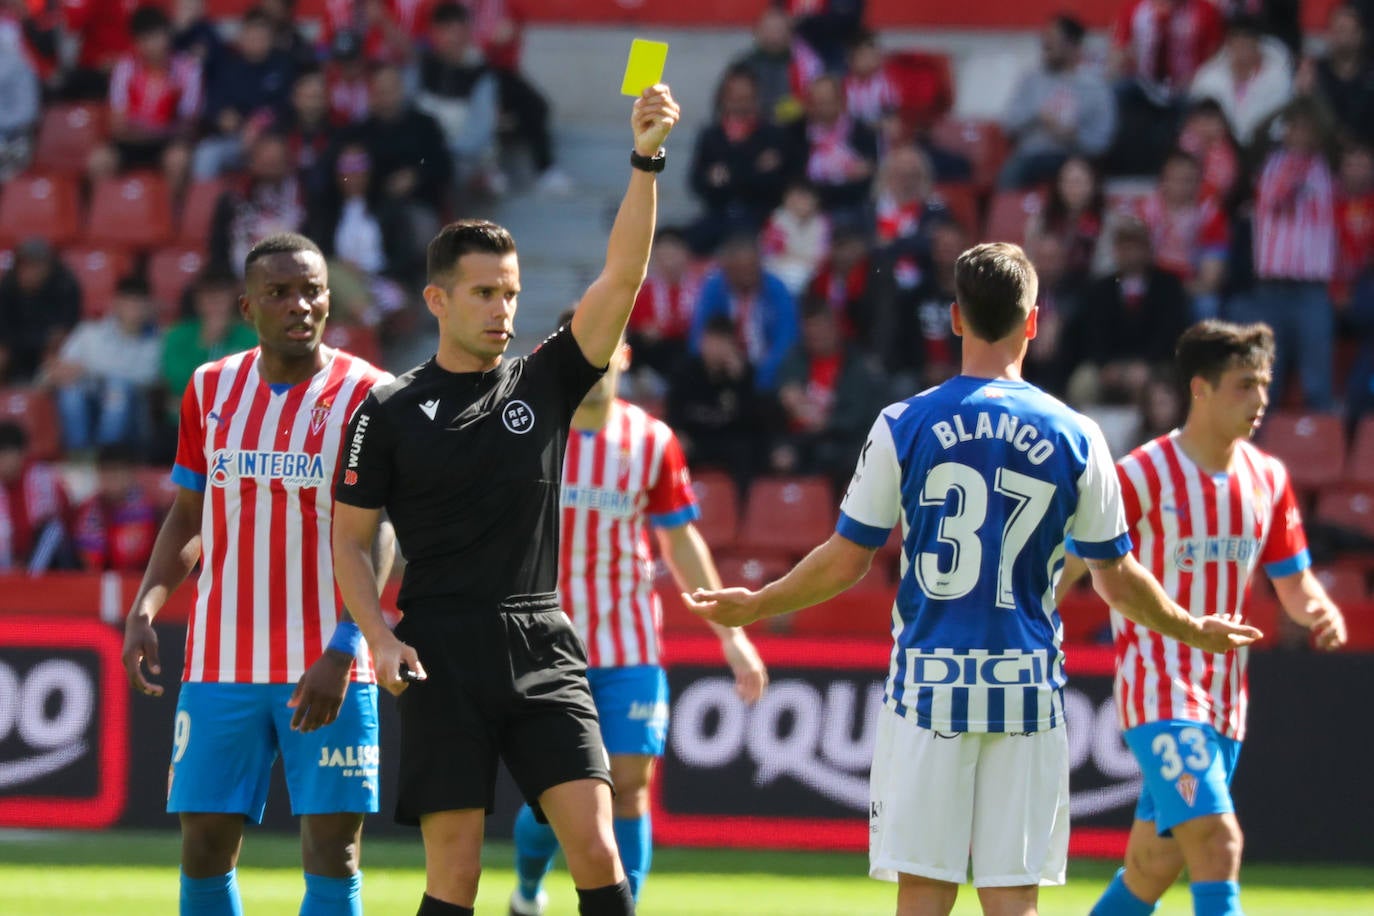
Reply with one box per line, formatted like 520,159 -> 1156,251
1110,432 -> 1310,739
109,52 -> 202,135
172,347 -> 390,685
559,400 -> 699,668
1254,150 -> 1336,282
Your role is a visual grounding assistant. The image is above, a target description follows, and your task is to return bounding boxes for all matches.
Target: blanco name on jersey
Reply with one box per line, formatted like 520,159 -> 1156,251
930,411 -> 1057,465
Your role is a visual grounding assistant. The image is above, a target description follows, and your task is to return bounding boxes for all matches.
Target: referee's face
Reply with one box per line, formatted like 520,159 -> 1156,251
242,250 -> 330,360
426,252 -> 521,370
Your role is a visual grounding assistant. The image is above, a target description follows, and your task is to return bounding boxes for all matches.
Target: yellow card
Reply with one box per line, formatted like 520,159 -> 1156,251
620,39 -> 669,97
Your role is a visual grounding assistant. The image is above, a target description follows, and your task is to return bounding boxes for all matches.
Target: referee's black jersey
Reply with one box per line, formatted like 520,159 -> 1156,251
334,324 -> 604,612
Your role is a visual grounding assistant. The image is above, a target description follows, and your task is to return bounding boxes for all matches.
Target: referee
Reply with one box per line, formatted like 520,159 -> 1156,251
331,85 -> 679,916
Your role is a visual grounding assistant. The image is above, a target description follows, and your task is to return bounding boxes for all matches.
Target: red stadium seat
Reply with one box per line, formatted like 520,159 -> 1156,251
884,51 -> 954,133
932,182 -> 978,234
984,189 -> 1044,244
322,323 -> 384,366
0,174 -> 81,247
85,173 -> 173,250
1314,488 -> 1374,541
1348,417 -> 1374,488
739,476 -> 836,555
62,246 -> 134,318
148,247 -> 206,324
178,179 -> 225,246
688,470 -> 739,551
1256,411 -> 1345,493
0,388 -> 62,461
713,553 -> 792,591
929,117 -> 1009,193
1340,604 -> 1374,651
1058,585 -> 1113,645
786,588 -> 894,635
33,104 -> 107,175
1312,567 -> 1368,603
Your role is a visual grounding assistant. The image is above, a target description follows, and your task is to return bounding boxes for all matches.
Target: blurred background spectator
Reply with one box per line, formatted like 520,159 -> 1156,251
668,314 -> 765,486
762,180 -> 831,296
1296,3 -> 1374,147
730,6 -> 822,126
627,227 -> 703,384
416,2 -> 502,201
210,131 -> 308,274
0,16 -> 38,180
1189,13 -> 1293,147
0,240 -> 81,385
73,443 -> 158,572
790,74 -> 879,228
0,421 -> 74,574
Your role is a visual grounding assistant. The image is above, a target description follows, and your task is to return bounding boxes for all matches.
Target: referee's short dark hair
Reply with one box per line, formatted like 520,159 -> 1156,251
953,242 -> 1038,342
244,232 -> 324,275
1176,320 -> 1275,389
427,219 -> 517,286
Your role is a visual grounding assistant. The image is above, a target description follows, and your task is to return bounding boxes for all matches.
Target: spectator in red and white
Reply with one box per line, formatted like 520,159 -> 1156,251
626,227 -> 702,381
1108,0 -> 1224,175
209,132 -> 308,276
1135,149 -> 1230,318
1025,155 -> 1109,279
1189,14 -> 1293,149
1332,142 -> 1374,306
88,5 -> 200,190
0,421 -> 75,573
1235,99 -> 1338,408
805,225 -> 873,342
59,0 -> 142,99
73,444 -> 159,572
415,2 -> 503,200
344,62 -> 453,233
1000,14 -> 1118,189
321,0 -> 426,65
688,65 -> 798,254
273,68 -> 339,201
842,28 -> 900,132
0,16 -> 38,180
1295,4 -> 1374,147
791,74 -> 879,225
192,7 -> 297,180
324,28 -> 371,125
872,143 -> 953,252
1177,97 -> 1243,202
789,0 -> 864,73
762,179 -> 831,296
729,5 -> 824,125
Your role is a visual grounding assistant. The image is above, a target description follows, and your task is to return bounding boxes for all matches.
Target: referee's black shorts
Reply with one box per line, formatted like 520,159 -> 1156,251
392,593 -> 611,826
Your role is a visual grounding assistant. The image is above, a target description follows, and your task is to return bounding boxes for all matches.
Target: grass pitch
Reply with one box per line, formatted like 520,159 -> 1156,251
2,830 -> 1372,914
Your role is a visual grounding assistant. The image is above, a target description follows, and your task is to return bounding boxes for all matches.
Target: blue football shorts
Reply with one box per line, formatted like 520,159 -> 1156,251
167,682 -> 380,822
586,664 -> 669,757
1123,719 -> 1242,836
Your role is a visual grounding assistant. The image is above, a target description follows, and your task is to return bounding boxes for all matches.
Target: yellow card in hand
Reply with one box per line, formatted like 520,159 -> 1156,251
621,39 -> 668,97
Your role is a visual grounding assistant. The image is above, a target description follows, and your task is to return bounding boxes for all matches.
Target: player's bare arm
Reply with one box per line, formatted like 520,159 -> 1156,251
656,522 -> 768,703
1272,569 -> 1348,651
121,485 -> 205,697
685,533 -> 875,628
1054,552 -> 1089,606
290,520 -> 398,732
569,84 -> 680,368
1086,553 -> 1264,653
332,502 -> 425,696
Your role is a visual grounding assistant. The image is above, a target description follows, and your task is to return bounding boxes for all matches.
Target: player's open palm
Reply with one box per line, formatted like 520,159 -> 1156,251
632,84 -> 680,156
122,613 -> 162,697
1196,615 -> 1264,653
289,651 -> 352,732
683,587 -> 762,628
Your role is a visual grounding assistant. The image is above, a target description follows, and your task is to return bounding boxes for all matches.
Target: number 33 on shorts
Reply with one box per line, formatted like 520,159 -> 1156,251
1151,726 -> 1210,780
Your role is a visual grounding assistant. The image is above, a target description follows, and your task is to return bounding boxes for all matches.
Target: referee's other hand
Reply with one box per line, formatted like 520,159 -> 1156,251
683,587 -> 763,628
373,634 -> 427,696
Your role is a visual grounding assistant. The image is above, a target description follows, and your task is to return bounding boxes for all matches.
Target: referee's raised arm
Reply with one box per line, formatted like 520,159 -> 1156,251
569,84 -> 680,368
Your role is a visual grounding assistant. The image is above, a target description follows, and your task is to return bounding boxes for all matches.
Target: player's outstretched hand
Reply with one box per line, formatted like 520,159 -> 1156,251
632,84 -> 680,157
122,612 -> 163,697
721,632 -> 768,704
1194,615 -> 1264,653
374,635 -> 426,696
1310,606 -> 1348,651
683,587 -> 762,628
288,650 -> 353,732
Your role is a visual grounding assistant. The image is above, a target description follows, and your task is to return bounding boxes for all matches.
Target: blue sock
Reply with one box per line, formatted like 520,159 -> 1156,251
180,869 -> 244,916
513,803 -> 559,901
612,814 -> 652,901
1089,868 -> 1157,916
301,872 -> 363,916
1192,879 -> 1243,916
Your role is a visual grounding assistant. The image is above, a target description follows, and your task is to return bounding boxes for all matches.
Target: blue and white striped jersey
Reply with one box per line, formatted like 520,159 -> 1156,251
837,376 -> 1131,733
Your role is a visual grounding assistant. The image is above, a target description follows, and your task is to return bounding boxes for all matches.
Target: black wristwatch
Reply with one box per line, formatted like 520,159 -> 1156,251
630,147 -> 667,173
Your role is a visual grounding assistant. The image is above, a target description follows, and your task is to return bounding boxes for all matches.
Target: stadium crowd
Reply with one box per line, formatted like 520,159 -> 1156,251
0,0 -> 1369,637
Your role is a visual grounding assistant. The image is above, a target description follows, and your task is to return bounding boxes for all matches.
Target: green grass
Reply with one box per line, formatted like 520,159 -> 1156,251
2,830 -> 1372,914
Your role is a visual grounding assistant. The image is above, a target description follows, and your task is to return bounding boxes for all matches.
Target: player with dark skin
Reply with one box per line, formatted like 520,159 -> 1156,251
122,246 -> 394,885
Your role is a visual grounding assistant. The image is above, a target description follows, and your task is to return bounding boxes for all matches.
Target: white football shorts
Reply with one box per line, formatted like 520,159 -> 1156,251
869,704 -> 1069,888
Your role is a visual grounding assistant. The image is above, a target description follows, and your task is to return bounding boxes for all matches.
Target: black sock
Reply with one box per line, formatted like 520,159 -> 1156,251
416,893 -> 473,915
577,880 -> 635,915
